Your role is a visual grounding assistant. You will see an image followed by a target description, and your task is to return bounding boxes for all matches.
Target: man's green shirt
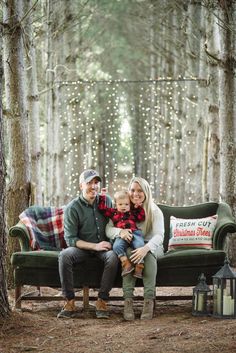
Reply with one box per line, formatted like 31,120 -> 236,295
64,194 -> 112,247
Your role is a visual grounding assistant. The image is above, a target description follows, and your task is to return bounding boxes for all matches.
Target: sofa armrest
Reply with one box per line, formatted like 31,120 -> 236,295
8,222 -> 31,251
213,203 -> 236,250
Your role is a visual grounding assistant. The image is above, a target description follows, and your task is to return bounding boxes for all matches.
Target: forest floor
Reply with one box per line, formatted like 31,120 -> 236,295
1,286 -> 236,353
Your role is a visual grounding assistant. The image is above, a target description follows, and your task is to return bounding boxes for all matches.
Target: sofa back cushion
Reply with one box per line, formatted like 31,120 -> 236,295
19,206 -> 67,250
157,202 -> 219,252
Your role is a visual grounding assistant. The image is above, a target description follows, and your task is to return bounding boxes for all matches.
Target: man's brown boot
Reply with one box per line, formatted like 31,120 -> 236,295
133,263 -> 144,279
57,298 -> 76,318
123,298 -> 135,321
95,298 -> 109,319
120,256 -> 134,277
140,299 -> 154,320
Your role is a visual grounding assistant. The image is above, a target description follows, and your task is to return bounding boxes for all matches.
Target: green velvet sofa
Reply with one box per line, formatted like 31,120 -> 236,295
9,202 -> 236,309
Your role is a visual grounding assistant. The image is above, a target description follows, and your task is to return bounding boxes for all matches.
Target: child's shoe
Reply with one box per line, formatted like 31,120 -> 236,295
133,263 -> 144,279
120,257 -> 134,276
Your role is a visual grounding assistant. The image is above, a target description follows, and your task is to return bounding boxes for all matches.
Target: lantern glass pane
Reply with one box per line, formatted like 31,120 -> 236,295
213,278 -> 236,318
192,286 -> 211,316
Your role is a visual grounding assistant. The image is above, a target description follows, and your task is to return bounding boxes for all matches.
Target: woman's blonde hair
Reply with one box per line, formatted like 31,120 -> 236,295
128,176 -> 154,235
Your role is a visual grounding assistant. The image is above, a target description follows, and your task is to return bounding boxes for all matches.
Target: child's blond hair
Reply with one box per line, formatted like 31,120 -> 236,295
114,190 -> 130,203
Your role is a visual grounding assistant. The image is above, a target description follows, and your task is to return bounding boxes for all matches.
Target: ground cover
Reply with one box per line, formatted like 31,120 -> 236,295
1,287 -> 235,353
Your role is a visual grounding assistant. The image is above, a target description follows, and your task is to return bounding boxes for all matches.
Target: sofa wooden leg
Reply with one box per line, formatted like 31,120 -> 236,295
15,286 -> 22,310
83,286 -> 90,311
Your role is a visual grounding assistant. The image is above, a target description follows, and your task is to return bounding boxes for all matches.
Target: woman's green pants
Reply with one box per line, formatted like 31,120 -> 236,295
122,252 -> 157,299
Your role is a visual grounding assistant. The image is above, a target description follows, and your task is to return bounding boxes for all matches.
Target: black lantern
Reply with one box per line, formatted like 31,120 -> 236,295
212,259 -> 236,319
192,273 -> 211,316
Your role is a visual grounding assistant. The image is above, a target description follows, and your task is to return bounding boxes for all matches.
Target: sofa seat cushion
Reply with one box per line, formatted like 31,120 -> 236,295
11,251 -> 60,269
12,249 -> 226,272
11,250 -> 106,272
156,249 -> 226,286
158,249 -> 226,269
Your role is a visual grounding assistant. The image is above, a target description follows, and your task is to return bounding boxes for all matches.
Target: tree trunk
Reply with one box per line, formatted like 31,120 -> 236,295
3,0 -> 31,287
183,0 -> 201,205
205,10 -> 220,202
52,0 -> 78,205
217,0 -> 236,265
148,1 -> 158,195
24,0 -> 42,205
217,1 -> 236,210
197,5 -> 207,203
0,30 -> 10,319
44,0 -> 55,205
172,5 -> 186,206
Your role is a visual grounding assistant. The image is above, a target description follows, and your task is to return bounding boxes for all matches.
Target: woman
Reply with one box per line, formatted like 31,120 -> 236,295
106,176 -> 164,320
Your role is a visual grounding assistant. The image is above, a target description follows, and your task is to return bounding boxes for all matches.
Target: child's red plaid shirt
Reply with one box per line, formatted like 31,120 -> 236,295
98,195 -> 145,232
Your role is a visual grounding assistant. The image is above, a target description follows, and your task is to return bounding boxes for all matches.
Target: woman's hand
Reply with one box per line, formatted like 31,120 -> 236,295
130,245 -> 150,264
119,229 -> 133,243
133,201 -> 143,208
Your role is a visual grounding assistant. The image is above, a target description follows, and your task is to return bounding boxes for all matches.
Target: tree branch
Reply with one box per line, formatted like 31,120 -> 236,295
204,43 -> 222,65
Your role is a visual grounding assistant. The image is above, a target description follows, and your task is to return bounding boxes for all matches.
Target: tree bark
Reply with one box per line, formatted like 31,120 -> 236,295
172,5 -> 186,206
24,0 -> 42,205
197,5 -> 207,203
217,1 -> 236,210
205,10 -> 220,202
44,0 -> 55,205
0,27 -> 10,319
217,0 -> 236,265
3,0 -> 31,287
183,0 -> 201,205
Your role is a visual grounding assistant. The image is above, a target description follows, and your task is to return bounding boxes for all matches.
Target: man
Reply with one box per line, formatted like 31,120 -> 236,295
57,169 -> 119,319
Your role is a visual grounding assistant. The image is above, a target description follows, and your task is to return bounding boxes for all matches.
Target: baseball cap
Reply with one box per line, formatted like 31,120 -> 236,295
79,169 -> 102,184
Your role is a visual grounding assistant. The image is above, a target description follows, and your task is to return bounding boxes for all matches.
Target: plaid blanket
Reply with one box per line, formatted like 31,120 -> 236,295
19,206 -> 67,250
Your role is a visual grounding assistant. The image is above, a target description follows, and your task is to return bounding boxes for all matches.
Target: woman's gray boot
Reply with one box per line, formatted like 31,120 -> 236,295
140,299 -> 154,320
123,298 -> 135,321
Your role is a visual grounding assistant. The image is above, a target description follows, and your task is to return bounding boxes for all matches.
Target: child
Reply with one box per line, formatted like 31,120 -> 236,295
98,190 -> 145,278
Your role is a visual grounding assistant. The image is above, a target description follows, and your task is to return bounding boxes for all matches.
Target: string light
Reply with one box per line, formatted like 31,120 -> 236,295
55,77 -> 202,203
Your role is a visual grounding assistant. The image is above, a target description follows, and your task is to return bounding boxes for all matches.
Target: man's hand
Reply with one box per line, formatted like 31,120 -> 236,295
119,229 -> 133,243
95,241 -> 112,251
